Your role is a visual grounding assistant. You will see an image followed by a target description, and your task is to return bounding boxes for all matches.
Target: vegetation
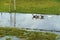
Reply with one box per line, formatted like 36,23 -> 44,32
6,38 -> 11,40
0,27 -> 57,40
0,0 -> 60,14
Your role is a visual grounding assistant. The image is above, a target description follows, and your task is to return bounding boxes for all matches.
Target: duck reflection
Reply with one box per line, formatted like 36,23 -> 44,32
32,14 -> 44,19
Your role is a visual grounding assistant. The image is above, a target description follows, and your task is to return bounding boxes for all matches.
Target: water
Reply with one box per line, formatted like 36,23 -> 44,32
0,36 -> 25,40
0,12 -> 60,34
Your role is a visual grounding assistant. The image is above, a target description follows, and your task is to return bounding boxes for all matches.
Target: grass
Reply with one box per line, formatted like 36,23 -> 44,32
0,27 -> 58,40
0,0 -> 60,14
6,38 -> 11,40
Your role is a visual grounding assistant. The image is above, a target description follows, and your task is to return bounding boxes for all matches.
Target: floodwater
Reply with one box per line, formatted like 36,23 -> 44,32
0,36 -> 25,40
0,12 -> 60,34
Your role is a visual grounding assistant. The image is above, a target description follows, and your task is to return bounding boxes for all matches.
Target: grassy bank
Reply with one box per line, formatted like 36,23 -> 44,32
0,27 -> 57,40
0,0 -> 60,14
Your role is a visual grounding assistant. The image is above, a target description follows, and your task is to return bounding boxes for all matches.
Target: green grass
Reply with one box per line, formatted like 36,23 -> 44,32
0,27 -> 57,40
0,0 -> 60,14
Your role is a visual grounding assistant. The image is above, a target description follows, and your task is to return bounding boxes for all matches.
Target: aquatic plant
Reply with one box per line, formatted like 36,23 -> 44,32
0,27 -> 58,40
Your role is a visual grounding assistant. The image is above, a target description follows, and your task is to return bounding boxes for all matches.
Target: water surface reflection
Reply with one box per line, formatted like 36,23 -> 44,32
0,13 -> 60,32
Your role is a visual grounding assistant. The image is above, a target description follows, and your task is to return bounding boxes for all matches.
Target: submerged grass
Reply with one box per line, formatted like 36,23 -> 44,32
0,0 -> 60,14
0,27 -> 57,40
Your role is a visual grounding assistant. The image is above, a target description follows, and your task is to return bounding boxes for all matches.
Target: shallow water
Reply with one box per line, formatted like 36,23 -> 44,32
0,36 -> 24,40
0,12 -> 60,34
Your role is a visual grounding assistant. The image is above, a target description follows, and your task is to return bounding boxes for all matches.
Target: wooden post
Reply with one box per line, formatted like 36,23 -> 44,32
14,0 -> 16,27
14,0 -> 16,10
9,0 -> 11,12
